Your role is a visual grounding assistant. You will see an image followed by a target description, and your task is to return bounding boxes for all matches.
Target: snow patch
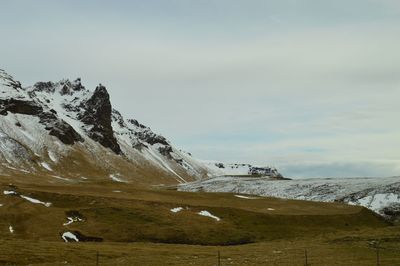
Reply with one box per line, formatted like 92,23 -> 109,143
109,174 -> 126,183
20,195 -> 52,207
62,232 -> 79,242
9,225 -> 14,233
52,175 -> 71,182
170,207 -> 184,213
198,210 -> 220,221
40,162 -> 53,171
3,190 -> 51,207
48,151 -> 58,162
354,193 -> 400,213
63,217 -> 83,226
3,190 -> 17,195
235,195 -> 259,199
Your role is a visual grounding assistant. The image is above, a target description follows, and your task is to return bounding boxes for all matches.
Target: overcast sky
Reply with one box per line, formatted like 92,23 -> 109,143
1,0 -> 399,178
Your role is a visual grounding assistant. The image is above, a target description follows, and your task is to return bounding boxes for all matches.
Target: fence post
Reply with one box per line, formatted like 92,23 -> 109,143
96,251 -> 99,266
304,249 -> 308,266
217,250 -> 221,266
376,245 -> 380,266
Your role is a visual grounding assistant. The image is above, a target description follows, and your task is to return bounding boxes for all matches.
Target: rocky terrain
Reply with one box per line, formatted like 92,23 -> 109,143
179,176 -> 400,221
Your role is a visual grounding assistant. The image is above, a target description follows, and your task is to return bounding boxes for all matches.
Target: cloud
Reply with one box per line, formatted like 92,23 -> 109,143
0,1 -> 399,177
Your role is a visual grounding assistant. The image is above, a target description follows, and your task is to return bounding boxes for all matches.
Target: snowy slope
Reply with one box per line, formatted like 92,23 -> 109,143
199,160 -> 282,178
0,69 -> 209,184
178,176 -> 400,220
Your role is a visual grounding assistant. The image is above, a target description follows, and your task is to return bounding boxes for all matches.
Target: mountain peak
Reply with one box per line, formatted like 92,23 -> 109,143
0,69 -> 22,90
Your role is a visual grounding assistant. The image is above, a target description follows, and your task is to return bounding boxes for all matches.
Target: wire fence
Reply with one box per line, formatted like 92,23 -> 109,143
1,242 -> 400,265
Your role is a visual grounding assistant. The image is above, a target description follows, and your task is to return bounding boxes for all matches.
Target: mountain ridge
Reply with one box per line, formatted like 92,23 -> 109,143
0,69 -> 214,185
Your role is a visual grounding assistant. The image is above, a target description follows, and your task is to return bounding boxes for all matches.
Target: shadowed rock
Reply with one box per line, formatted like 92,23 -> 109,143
79,84 -> 122,154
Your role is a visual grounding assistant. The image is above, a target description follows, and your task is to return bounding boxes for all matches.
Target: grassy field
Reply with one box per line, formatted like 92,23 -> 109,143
0,180 -> 399,265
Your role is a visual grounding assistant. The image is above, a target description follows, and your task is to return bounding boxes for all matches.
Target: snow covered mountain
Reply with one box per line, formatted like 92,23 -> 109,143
0,69 -> 211,185
178,176 -> 400,221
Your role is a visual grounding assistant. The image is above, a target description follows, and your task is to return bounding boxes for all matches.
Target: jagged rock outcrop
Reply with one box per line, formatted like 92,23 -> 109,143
78,85 -> 121,154
41,112 -> 83,145
0,99 -> 42,115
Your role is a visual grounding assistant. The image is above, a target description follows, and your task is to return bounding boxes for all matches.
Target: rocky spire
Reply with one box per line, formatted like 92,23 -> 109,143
79,84 -> 122,154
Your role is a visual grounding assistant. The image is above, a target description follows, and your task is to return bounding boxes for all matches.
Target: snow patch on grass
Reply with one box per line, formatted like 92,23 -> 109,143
235,195 -> 259,199
62,232 -> 79,242
40,162 -> 53,171
170,207 -> 184,213
20,195 -> 52,207
48,151 -> 58,162
3,190 -> 17,195
109,174 -> 126,183
198,210 -> 221,221
52,175 -> 71,182
3,190 -> 51,207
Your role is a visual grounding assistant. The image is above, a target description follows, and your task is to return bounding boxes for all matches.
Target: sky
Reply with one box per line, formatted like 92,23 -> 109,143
1,0 -> 399,178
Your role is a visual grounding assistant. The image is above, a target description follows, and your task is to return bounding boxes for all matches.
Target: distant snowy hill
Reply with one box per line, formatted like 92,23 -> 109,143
0,69 -> 213,185
178,176 -> 400,221
200,161 -> 283,178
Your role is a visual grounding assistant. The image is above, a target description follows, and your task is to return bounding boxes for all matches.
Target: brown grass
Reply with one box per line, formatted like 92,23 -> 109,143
0,180 -> 398,265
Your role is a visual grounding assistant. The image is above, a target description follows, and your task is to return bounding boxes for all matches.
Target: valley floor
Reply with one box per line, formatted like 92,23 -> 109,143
1,230 -> 400,265
1,180 -> 399,265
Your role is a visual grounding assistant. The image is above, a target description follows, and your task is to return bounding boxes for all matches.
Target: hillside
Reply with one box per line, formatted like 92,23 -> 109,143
179,175 -> 400,222
0,180 -> 388,245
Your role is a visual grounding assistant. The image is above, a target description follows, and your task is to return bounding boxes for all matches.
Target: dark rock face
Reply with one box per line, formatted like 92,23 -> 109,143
128,118 -> 146,129
0,99 -> 42,115
65,210 -> 85,221
136,130 -> 169,146
0,69 -> 22,89
158,145 -> 173,158
135,129 -> 175,157
215,163 -> 225,169
0,99 -> 83,145
32,81 -> 55,93
381,204 -> 400,217
249,166 -> 281,177
44,118 -> 84,145
79,85 -> 122,154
